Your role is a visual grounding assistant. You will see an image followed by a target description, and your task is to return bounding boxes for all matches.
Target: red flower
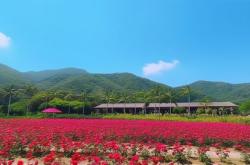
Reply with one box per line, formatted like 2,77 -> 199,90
17,160 -> 24,165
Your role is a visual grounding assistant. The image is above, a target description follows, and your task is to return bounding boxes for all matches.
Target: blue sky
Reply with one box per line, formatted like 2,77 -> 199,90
0,0 -> 250,87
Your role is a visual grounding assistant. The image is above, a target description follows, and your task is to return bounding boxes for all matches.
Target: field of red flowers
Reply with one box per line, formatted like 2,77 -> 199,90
0,119 -> 250,164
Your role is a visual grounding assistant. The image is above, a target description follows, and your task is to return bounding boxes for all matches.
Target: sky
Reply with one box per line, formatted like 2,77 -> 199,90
0,0 -> 250,87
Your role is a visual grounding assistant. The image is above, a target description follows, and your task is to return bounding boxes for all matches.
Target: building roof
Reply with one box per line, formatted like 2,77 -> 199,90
206,102 -> 238,107
148,102 -> 238,108
148,103 -> 177,108
95,103 -> 146,109
95,102 -> 238,109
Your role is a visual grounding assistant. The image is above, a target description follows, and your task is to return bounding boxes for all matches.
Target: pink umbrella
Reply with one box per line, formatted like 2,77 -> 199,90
42,108 -> 62,118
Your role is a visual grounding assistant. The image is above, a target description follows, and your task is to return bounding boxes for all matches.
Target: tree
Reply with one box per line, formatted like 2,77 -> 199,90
164,89 -> 178,114
3,85 -> 19,116
240,100 -> 250,115
0,88 -> 7,105
10,100 -> 27,115
48,98 -> 67,110
135,91 -> 150,114
69,100 -> 84,114
150,86 -> 164,114
29,92 -> 50,113
181,86 -> 192,115
81,90 -> 89,115
103,90 -> 116,113
109,91 -> 118,113
119,92 -> 131,114
42,91 -> 55,109
22,85 -> 39,115
64,93 -> 74,114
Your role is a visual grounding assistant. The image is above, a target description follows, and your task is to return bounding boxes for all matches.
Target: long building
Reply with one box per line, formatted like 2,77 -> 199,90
94,102 -> 238,114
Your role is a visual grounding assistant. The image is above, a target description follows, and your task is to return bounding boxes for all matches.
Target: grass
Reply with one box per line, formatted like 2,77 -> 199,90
1,113 -> 250,124
103,114 -> 250,124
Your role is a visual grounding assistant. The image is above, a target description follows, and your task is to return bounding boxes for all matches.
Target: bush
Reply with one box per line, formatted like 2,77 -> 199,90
197,108 -> 205,114
173,107 -> 186,114
205,108 -> 212,114
0,105 -> 5,114
10,100 -> 27,115
242,153 -> 250,164
240,100 -> 250,115
199,153 -> 213,165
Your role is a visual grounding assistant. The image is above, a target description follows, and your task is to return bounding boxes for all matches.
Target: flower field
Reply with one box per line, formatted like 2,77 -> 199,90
0,119 -> 250,164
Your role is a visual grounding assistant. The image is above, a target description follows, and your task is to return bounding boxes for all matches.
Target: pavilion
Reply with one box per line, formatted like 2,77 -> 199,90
94,102 -> 238,114
147,102 -> 238,114
94,103 -> 146,114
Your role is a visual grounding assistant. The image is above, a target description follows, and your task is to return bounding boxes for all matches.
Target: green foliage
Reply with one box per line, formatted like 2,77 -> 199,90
173,152 -> 191,164
103,114 -> 250,124
49,98 -> 68,108
205,108 -> 213,115
242,153 -> 250,164
68,100 -> 85,113
173,107 -> 186,114
10,100 -> 28,115
240,100 -> 250,115
199,153 -> 213,165
190,81 -> 250,103
0,64 -> 247,117
197,108 -> 205,114
0,64 -> 29,86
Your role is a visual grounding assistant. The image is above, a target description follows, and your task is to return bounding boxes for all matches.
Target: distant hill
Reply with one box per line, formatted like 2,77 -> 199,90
0,64 -> 29,86
24,68 -> 88,82
1,64 -> 250,103
189,81 -> 250,103
0,64 -> 169,93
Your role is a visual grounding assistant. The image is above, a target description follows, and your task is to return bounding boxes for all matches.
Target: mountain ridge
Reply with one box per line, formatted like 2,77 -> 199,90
1,63 -> 250,103
0,63 -> 169,93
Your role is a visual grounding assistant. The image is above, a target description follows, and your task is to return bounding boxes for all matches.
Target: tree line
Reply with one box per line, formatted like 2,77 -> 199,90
0,84 -> 206,116
1,84 -> 249,116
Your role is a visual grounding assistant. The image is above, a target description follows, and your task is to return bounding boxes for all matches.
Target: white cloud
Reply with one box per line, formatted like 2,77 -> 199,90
143,60 -> 179,76
0,32 -> 11,48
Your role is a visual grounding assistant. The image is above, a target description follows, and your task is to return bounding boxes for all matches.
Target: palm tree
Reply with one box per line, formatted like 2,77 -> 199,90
3,85 -> 17,116
150,86 -> 164,114
110,92 -> 119,113
81,90 -> 89,115
64,93 -> 74,114
201,97 -> 211,112
164,89 -> 177,114
0,89 -> 6,105
103,90 -> 116,113
22,85 -> 38,115
119,92 -> 131,114
182,86 -> 191,115
135,91 -> 150,114
42,91 -> 54,109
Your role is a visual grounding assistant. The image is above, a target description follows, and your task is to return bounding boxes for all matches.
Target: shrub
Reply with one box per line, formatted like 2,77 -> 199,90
10,100 -> 27,115
205,108 -> 212,114
173,107 -> 186,114
199,153 -> 213,165
240,100 -> 250,115
197,108 -> 205,114
242,153 -> 250,164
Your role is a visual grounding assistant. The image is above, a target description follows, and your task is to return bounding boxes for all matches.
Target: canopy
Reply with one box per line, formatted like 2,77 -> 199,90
42,108 -> 62,114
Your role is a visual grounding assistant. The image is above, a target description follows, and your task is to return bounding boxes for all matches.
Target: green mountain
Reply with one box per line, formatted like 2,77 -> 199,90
1,64 -> 250,103
189,81 -> 250,103
24,68 -> 88,82
0,64 -> 168,93
0,64 -> 29,86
